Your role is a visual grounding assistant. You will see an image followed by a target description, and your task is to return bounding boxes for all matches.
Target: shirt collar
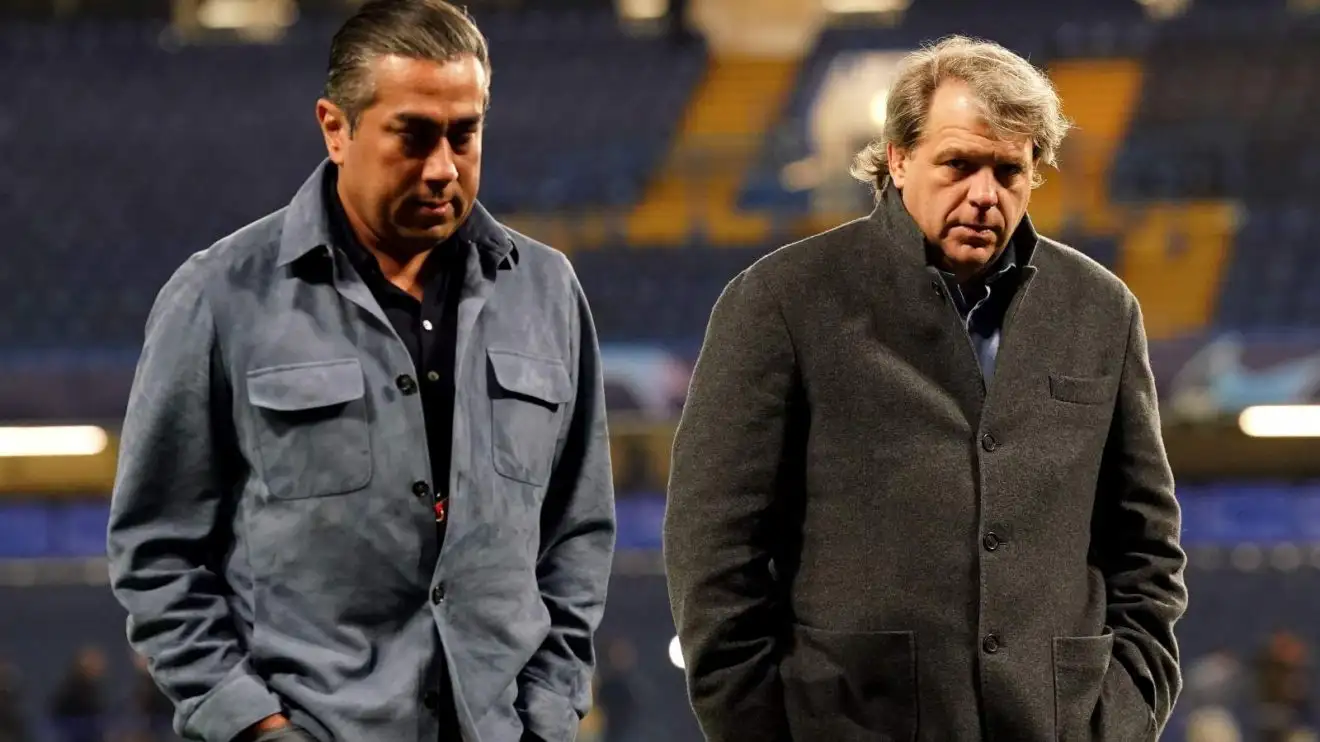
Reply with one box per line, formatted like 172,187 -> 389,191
277,159 -> 518,270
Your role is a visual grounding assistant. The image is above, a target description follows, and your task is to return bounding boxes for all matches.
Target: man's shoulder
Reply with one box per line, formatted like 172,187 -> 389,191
1033,234 -> 1135,309
499,223 -> 581,298
169,209 -> 288,286
205,208 -> 289,268
155,209 -> 288,307
743,214 -> 874,286
502,224 -> 570,272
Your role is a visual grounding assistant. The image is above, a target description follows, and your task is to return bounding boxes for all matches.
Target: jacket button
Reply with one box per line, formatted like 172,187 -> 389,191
423,690 -> 440,710
931,279 -> 945,298
431,585 -> 446,604
396,374 -> 418,395
980,433 -> 999,452
983,634 -> 1000,654
983,532 -> 1001,551
412,480 -> 431,498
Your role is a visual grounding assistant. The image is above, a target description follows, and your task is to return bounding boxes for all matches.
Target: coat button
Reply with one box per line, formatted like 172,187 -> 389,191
983,634 -> 1000,654
412,480 -> 430,498
931,279 -> 945,298
980,433 -> 999,452
431,585 -> 446,604
983,532 -> 1001,551
396,374 -> 418,395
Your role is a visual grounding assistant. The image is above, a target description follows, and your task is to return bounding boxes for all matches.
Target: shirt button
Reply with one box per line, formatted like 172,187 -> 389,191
396,374 -> 418,395
981,433 -> 999,452
412,481 -> 430,498
431,585 -> 446,604
983,532 -> 1001,551
426,370 -> 441,383
983,634 -> 1000,654
422,320 -> 434,331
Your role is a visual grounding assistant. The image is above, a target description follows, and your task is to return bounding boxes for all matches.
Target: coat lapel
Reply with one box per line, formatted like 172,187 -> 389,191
861,190 -> 988,429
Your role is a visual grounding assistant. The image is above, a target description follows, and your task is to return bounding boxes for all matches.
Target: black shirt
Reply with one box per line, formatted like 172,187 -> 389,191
325,170 -> 462,545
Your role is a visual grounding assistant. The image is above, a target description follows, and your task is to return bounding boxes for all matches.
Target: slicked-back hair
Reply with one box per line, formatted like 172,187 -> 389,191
325,0 -> 490,130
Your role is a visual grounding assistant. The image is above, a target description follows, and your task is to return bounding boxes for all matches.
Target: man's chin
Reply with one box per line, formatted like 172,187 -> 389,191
937,242 -> 1002,279
943,241 -> 999,261
396,221 -> 458,245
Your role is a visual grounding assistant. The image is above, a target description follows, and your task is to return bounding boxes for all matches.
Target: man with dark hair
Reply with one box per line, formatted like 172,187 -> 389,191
107,2 -> 616,741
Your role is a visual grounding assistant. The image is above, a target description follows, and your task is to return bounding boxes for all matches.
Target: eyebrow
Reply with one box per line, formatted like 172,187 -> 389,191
934,147 -> 1027,167
392,113 -> 483,129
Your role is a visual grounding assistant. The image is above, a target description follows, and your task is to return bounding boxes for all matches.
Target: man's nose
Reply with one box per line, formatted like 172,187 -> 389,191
423,140 -> 459,184
968,168 -> 999,209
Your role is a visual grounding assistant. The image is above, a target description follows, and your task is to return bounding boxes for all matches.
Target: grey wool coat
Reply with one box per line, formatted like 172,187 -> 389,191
663,186 -> 1188,742
107,162 -> 615,742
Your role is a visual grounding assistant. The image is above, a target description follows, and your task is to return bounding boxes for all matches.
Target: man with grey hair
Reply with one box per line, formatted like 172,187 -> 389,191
665,35 -> 1187,741
107,2 -> 615,741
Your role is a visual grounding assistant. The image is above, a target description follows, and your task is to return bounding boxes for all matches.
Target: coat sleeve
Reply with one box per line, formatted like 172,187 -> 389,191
1092,294 -> 1189,739
107,256 -> 283,742
517,269 -> 617,742
663,268 -> 797,742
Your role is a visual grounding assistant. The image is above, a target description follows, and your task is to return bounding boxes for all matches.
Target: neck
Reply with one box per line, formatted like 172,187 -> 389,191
336,180 -> 435,296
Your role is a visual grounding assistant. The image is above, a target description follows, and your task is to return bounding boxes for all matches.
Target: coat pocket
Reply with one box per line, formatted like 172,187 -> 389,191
246,358 -> 372,499
1049,374 -> 1116,406
488,349 -> 572,486
1053,632 -> 1114,742
781,624 -> 918,742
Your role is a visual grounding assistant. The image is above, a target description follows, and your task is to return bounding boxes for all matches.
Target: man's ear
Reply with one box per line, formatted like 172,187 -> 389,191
886,141 -> 908,189
316,99 -> 351,166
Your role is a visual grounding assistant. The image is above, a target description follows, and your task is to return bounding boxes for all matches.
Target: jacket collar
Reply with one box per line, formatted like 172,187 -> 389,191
277,159 -> 517,270
868,182 -> 1040,276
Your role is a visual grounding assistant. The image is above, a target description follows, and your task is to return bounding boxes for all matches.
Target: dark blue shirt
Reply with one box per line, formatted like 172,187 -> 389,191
935,241 -> 1020,380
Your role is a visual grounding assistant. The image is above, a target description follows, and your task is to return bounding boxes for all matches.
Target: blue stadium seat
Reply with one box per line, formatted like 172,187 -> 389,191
573,245 -> 771,344
0,13 -> 706,352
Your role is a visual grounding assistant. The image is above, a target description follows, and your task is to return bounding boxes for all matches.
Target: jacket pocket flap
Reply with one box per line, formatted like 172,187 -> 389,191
1049,373 -> 1115,406
488,349 -> 571,405
1053,630 -> 1115,668
247,358 -> 365,411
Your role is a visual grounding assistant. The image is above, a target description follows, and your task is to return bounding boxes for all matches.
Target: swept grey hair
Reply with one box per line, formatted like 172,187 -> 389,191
325,0 -> 490,130
852,35 -> 1071,189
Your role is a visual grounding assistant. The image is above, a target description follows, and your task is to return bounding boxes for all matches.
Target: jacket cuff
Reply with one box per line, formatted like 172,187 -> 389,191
182,660 -> 283,742
517,680 -> 579,742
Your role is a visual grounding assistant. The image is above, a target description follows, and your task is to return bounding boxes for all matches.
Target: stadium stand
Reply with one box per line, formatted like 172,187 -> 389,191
1110,20 -> 1320,203
574,244 -> 770,343
5,2 -> 1320,740
0,11 -> 705,351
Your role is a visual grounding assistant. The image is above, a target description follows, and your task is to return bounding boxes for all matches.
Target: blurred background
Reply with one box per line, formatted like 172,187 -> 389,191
1,0 -> 1319,740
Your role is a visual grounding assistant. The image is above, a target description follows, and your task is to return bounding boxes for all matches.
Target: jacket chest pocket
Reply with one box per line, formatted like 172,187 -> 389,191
487,349 -> 572,486
246,358 -> 373,500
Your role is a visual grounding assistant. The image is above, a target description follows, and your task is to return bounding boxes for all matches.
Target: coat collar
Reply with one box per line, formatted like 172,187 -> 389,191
277,159 -> 517,270
867,183 -> 1041,278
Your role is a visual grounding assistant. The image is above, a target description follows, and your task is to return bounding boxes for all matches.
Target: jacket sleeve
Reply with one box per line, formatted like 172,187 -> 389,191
517,269 -> 617,742
107,256 -> 283,742
1092,294 -> 1189,739
663,269 -> 796,742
